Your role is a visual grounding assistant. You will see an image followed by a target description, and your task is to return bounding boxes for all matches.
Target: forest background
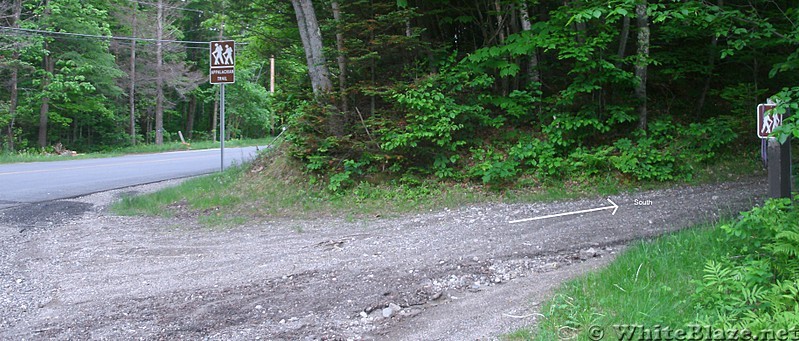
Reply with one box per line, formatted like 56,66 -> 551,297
2,0 -> 799,187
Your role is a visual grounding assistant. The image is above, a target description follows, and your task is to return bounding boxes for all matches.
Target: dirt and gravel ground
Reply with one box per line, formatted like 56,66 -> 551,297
0,178 -> 766,340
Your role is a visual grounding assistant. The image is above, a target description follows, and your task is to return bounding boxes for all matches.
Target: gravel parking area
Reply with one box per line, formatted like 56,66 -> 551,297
0,178 -> 766,340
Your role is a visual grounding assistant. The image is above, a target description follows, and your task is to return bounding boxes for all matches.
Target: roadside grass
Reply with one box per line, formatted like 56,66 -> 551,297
0,138 -> 264,164
113,167 -> 243,217
0,150 -> 99,163
111,142 -> 764,226
504,224 -> 733,341
112,152 -> 499,222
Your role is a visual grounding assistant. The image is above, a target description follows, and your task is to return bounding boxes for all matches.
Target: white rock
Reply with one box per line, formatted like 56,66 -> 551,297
382,307 -> 394,318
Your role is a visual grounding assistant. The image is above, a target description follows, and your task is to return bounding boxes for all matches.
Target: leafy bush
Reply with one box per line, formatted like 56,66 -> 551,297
611,136 -> 678,181
693,198 -> 799,331
508,136 -> 564,178
467,146 -> 519,185
380,58 -> 493,157
610,118 -> 737,181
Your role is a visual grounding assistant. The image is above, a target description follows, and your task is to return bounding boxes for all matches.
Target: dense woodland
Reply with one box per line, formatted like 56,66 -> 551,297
2,0 -> 799,184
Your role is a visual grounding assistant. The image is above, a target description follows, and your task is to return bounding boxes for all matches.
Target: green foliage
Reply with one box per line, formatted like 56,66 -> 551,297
468,146 -> 519,185
508,137 -> 563,178
225,68 -> 275,139
611,136 -> 676,181
381,58 -> 491,155
610,118 -> 737,181
693,198 -> 799,331
771,87 -> 799,143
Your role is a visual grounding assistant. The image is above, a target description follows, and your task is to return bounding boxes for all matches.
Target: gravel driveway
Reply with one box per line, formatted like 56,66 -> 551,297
0,178 -> 766,340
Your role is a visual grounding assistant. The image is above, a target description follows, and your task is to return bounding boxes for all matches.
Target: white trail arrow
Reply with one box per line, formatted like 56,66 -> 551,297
509,198 -> 619,224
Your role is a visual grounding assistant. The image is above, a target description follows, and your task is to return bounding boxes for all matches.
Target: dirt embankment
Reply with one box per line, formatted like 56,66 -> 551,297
0,179 -> 765,340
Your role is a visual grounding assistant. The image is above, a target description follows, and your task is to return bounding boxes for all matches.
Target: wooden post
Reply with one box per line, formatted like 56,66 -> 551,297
270,56 -> 275,93
768,136 -> 792,199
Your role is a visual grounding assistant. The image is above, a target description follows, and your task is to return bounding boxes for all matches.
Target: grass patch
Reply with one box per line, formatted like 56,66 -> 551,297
114,167 -> 243,217
505,224 -> 734,341
112,144 -> 765,226
0,150 -> 99,163
0,138 -> 265,164
113,138 -> 264,154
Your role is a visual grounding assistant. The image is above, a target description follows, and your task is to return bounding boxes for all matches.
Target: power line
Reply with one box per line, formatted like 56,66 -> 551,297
0,26 -> 226,46
115,40 -> 211,50
126,0 -> 206,15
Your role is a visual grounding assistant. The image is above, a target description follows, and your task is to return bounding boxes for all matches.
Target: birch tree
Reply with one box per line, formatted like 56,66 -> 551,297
635,0 -> 649,130
290,0 -> 333,95
331,1 -> 347,112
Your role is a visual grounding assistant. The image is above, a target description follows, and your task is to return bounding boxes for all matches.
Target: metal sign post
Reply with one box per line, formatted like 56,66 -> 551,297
220,84 -> 225,171
210,40 -> 235,171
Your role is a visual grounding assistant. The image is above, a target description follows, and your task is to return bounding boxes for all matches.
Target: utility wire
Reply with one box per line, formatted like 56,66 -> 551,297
0,26 -> 242,46
126,0 -> 206,14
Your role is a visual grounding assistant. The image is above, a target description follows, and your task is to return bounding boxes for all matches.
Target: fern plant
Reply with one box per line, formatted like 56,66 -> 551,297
693,197 -> 799,330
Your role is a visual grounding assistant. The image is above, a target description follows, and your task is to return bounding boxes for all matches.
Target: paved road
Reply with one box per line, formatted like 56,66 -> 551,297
0,146 -> 263,209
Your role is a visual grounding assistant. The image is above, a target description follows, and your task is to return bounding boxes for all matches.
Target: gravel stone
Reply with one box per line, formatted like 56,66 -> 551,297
0,177 -> 766,340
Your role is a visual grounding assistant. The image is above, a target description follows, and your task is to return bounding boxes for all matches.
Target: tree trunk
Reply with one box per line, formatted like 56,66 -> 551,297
519,2 -> 540,85
696,35 -> 718,115
616,15 -> 630,68
129,3 -> 137,145
634,0 -> 649,131
187,95 -> 196,139
494,0 -> 506,44
331,1 -> 348,112
38,54 -> 54,148
146,112 -> 152,143
7,0 -> 22,151
291,0 -> 340,136
291,0 -> 333,94
155,0 -> 165,145
697,0 -> 723,115
38,0 -> 53,148
8,55 -> 18,151
495,0 -> 508,96
292,0 -> 317,89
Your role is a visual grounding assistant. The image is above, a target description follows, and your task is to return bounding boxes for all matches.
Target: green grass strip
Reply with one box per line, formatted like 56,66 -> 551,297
505,225 -> 733,341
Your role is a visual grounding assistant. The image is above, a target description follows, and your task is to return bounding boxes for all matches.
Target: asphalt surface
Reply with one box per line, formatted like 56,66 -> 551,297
0,146 -> 263,210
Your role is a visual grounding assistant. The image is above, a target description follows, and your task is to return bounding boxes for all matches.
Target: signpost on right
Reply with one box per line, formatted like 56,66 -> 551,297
209,40 -> 235,171
758,100 -> 792,199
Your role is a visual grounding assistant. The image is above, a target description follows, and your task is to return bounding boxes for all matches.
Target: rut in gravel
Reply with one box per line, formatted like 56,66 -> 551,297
0,178 -> 765,340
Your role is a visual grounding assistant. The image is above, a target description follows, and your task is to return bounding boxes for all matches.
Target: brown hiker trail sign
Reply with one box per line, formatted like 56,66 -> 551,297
210,40 -> 235,84
757,103 -> 781,139
209,40 -> 235,171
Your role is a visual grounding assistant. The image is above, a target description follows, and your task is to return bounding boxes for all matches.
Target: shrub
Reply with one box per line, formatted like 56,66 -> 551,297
610,118 -> 737,181
693,197 -> 799,331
